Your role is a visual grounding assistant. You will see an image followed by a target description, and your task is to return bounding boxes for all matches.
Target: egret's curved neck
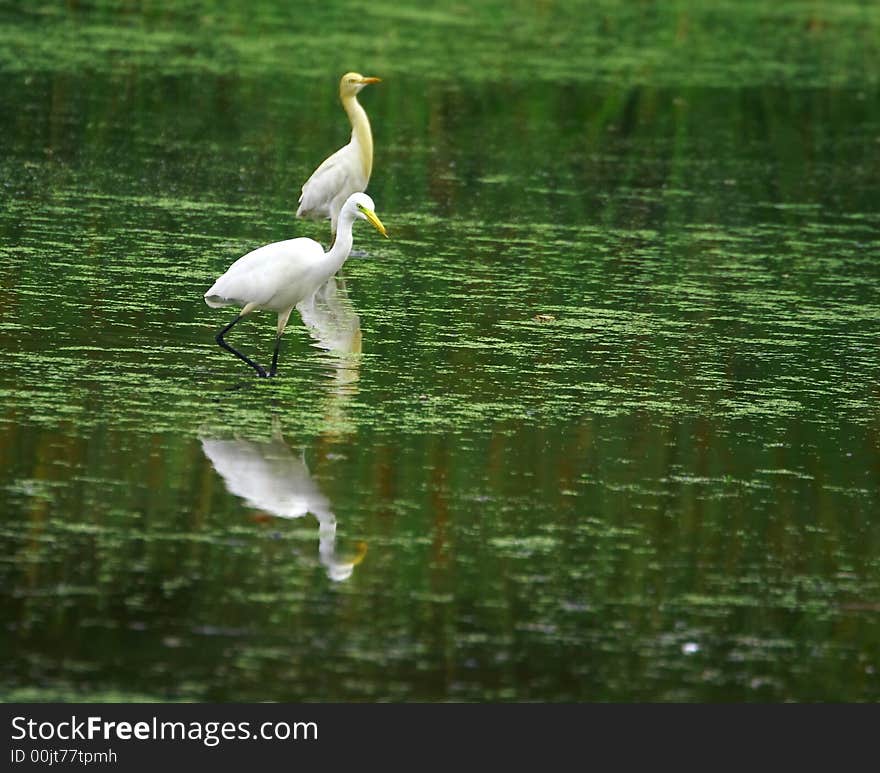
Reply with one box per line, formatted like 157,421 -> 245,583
324,215 -> 355,275
341,94 -> 373,179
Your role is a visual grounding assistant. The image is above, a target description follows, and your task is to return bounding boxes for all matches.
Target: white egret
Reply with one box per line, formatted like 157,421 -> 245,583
296,72 -> 381,240
205,192 -> 387,378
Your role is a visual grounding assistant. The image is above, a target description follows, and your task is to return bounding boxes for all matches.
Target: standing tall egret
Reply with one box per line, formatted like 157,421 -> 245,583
296,72 -> 381,240
205,192 -> 387,378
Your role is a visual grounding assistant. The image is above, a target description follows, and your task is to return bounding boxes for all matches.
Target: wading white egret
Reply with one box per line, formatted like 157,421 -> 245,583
205,192 -> 387,378
296,72 -> 381,239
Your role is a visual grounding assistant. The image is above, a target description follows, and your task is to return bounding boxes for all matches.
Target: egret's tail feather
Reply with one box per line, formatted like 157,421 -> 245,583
204,293 -> 231,309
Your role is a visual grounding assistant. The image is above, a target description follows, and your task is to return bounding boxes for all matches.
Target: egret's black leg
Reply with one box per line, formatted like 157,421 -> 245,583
269,334 -> 283,378
216,314 -> 267,378
268,309 -> 293,379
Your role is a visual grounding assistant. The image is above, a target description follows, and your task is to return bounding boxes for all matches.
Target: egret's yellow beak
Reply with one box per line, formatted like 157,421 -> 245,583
358,205 -> 388,238
360,76 -> 381,85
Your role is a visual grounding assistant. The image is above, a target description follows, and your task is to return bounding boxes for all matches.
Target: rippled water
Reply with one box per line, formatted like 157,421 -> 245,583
1,1 -> 879,702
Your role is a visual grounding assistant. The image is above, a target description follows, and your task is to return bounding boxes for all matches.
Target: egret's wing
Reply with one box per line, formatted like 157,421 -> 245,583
296,143 -> 361,219
204,238 -> 323,309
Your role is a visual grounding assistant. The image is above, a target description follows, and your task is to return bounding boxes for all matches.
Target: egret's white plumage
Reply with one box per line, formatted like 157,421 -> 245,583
205,237 -> 325,316
296,72 -> 381,238
205,192 -> 387,378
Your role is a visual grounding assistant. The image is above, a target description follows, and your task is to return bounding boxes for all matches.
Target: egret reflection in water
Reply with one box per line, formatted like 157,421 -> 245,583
200,431 -> 365,581
301,275 -> 364,439
201,276 -> 365,581
302,275 -> 362,385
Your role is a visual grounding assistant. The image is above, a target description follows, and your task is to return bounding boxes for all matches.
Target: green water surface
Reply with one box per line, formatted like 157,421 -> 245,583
1,0 -> 879,702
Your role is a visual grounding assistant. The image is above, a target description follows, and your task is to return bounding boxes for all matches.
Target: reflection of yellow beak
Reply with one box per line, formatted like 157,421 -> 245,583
350,541 -> 368,566
360,76 -> 381,85
359,206 -> 388,238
